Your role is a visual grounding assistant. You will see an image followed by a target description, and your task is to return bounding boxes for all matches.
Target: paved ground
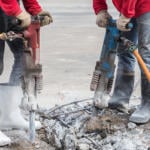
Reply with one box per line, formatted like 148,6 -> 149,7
0,0 -> 141,109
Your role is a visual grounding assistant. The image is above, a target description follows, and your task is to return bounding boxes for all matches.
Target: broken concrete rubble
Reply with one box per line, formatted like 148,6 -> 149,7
0,130 -> 55,150
1,99 -> 150,150
37,99 -> 150,150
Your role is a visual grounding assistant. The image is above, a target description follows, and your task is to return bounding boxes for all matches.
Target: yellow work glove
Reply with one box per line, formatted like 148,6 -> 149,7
96,10 -> 111,28
38,10 -> 53,26
16,11 -> 31,28
116,15 -> 131,31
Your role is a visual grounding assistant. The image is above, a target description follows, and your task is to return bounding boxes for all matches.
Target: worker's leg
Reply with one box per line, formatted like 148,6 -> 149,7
0,9 -> 7,75
0,84 -> 41,129
7,39 -> 24,85
0,84 -> 29,129
0,10 -> 13,145
130,12 -> 150,123
0,16 -> 41,129
108,18 -> 138,112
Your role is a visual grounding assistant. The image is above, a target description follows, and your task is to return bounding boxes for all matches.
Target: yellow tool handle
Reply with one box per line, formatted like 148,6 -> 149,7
133,50 -> 150,82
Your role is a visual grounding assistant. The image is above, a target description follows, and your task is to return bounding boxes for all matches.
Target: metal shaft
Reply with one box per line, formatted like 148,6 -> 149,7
29,111 -> 36,144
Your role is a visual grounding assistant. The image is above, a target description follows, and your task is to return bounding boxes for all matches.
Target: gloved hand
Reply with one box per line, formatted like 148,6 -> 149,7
96,10 -> 111,28
0,33 -> 7,40
116,15 -> 131,31
16,11 -> 31,28
38,10 -> 53,26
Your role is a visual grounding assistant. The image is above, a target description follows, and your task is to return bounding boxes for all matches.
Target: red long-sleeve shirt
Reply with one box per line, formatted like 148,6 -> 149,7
93,0 -> 150,18
0,0 -> 42,16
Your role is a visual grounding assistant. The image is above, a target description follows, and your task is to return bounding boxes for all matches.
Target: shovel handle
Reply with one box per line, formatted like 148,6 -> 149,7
133,50 -> 150,82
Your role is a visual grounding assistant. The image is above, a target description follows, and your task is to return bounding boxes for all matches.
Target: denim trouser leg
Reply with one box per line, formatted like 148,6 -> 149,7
117,19 -> 138,73
0,9 -> 7,75
2,15 -> 24,85
0,40 -> 5,75
137,12 -> 150,103
7,39 -> 24,85
129,12 -> 150,123
137,13 -> 150,75
108,19 -> 139,110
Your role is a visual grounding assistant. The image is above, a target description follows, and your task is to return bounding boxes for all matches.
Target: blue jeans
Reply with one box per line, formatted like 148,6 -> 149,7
0,9 -> 24,85
117,12 -> 150,77
117,18 -> 138,73
7,39 -> 24,85
137,12 -> 150,76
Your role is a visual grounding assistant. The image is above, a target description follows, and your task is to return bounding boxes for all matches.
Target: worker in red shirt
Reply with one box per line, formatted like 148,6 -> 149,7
93,0 -> 150,124
0,0 -> 53,28
0,0 -> 53,82
0,0 -> 52,132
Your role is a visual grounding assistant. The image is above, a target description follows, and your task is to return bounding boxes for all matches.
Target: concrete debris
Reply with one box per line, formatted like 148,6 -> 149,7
37,99 -> 150,150
0,130 -> 55,150
1,99 -> 150,150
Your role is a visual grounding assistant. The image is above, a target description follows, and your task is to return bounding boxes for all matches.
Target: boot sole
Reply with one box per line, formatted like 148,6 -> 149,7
129,116 -> 150,124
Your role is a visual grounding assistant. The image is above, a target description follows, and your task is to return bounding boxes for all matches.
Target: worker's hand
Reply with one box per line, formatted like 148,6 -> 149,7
0,33 -> 7,40
16,11 -> 31,28
38,10 -> 53,26
96,10 -> 111,28
116,15 -> 131,31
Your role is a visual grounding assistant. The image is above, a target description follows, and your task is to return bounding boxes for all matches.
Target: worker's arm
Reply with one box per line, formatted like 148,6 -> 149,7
0,0 -> 22,16
93,0 -> 108,14
116,0 -> 137,31
22,0 -> 42,15
120,0 -> 137,18
23,0 -> 53,26
1,0 -> 42,16
0,0 -> 31,28
93,0 -> 111,28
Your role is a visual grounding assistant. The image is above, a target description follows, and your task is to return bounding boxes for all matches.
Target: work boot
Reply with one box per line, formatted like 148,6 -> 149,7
108,71 -> 135,113
0,131 -> 11,146
129,77 -> 150,123
0,84 -> 41,130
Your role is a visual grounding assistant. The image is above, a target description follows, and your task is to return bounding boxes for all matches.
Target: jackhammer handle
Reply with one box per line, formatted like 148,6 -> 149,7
31,15 -> 45,22
126,23 -> 133,29
108,19 -> 133,30
133,50 -> 150,82
11,15 -> 44,27
11,18 -> 22,26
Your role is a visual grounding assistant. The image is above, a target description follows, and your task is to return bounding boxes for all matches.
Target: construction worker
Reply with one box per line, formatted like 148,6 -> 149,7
0,0 -> 53,84
0,0 -> 52,139
93,0 -> 150,124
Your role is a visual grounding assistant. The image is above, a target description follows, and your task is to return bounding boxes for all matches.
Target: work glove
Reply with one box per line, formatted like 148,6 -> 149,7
96,10 -> 111,28
0,33 -> 7,40
116,15 -> 131,31
38,10 -> 53,26
16,11 -> 31,28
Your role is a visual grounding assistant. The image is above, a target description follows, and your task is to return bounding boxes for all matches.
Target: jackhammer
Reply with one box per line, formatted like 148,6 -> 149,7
0,16 -> 44,144
91,19 -> 150,110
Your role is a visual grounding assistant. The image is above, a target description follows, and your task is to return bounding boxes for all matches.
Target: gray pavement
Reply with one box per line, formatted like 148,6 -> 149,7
0,0 -> 141,108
